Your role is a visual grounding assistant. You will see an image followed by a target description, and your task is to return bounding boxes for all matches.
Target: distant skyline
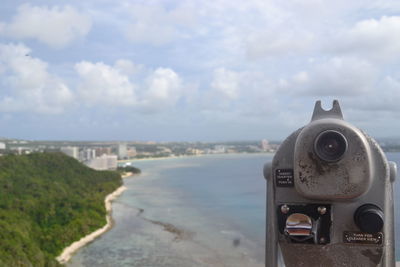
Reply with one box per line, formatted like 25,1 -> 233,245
1,1 -> 400,141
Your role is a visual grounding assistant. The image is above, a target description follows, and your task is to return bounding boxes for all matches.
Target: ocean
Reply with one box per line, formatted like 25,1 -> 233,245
67,152 -> 400,267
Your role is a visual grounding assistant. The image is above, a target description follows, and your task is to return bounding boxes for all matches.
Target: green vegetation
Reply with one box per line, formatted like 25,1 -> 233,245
0,152 -> 122,267
117,165 -> 141,174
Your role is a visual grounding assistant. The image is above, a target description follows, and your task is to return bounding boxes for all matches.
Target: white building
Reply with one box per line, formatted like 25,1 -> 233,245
261,139 -> 271,151
60,146 -> 79,159
0,142 -> 5,150
106,155 -> 117,169
85,154 -> 118,170
117,143 -> 128,159
84,148 -> 96,161
78,150 -> 85,162
213,145 -> 226,154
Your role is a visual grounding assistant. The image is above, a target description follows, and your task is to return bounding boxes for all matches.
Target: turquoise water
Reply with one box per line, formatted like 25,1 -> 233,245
67,153 -> 400,266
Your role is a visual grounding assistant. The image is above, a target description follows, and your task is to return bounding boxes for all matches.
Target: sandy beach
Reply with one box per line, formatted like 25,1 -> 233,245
56,185 -> 127,264
117,155 -> 188,164
121,172 -> 133,178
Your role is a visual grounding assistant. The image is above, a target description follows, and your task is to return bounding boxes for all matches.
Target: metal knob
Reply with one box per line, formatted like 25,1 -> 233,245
285,213 -> 313,237
354,204 -> 384,233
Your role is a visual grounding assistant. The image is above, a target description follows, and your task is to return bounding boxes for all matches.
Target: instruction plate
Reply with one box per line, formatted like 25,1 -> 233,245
275,169 -> 294,187
343,231 -> 383,245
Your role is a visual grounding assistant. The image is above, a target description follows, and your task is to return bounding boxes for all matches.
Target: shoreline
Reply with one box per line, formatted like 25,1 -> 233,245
117,152 -> 275,164
121,172 -> 134,178
56,185 -> 127,264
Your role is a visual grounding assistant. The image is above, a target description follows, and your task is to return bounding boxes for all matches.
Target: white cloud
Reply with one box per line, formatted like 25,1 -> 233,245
123,3 -> 196,46
330,16 -> 400,62
142,68 -> 182,109
75,61 -> 137,107
246,30 -> 314,59
3,0 -> 400,140
206,68 -> 278,116
0,4 -> 91,48
0,43 -> 73,114
114,59 -> 143,76
211,68 -> 241,100
347,75 -> 400,112
292,71 -> 309,84
75,60 -> 184,112
290,57 -> 378,96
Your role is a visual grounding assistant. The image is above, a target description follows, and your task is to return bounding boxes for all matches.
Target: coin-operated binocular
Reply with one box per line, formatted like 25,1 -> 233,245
263,100 -> 397,266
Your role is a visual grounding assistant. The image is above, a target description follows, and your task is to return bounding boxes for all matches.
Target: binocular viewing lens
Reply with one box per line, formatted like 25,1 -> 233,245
314,130 -> 348,162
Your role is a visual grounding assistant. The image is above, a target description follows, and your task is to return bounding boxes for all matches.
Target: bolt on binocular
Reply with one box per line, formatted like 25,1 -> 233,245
263,100 -> 397,267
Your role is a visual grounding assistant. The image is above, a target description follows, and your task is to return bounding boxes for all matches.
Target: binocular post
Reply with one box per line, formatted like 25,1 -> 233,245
264,100 -> 396,267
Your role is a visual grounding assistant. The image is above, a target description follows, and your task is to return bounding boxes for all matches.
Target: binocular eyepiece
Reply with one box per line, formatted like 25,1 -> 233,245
314,130 -> 347,162
263,100 -> 396,267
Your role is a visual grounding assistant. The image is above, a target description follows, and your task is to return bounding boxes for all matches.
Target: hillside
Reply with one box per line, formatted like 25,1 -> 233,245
0,152 -> 122,266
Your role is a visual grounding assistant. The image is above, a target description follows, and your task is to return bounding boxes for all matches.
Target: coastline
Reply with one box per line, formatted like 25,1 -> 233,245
117,155 -> 192,163
56,185 -> 127,264
117,152 -> 275,164
55,155 -> 400,266
121,172 -> 133,178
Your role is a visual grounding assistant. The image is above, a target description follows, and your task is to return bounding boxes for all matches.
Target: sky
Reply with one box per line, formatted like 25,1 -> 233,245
1,0 -> 400,141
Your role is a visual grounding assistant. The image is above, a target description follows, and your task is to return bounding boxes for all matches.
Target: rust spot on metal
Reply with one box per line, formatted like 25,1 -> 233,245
308,152 -> 324,175
298,160 -> 307,168
298,161 -> 313,186
299,171 -> 307,184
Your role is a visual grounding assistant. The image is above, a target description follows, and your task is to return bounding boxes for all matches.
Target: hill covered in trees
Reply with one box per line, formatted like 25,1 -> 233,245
0,152 -> 122,266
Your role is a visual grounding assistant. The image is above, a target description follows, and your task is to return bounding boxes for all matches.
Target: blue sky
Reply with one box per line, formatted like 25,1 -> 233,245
1,0 -> 400,141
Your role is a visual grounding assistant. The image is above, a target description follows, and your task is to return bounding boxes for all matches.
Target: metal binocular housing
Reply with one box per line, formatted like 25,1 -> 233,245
263,100 -> 397,267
